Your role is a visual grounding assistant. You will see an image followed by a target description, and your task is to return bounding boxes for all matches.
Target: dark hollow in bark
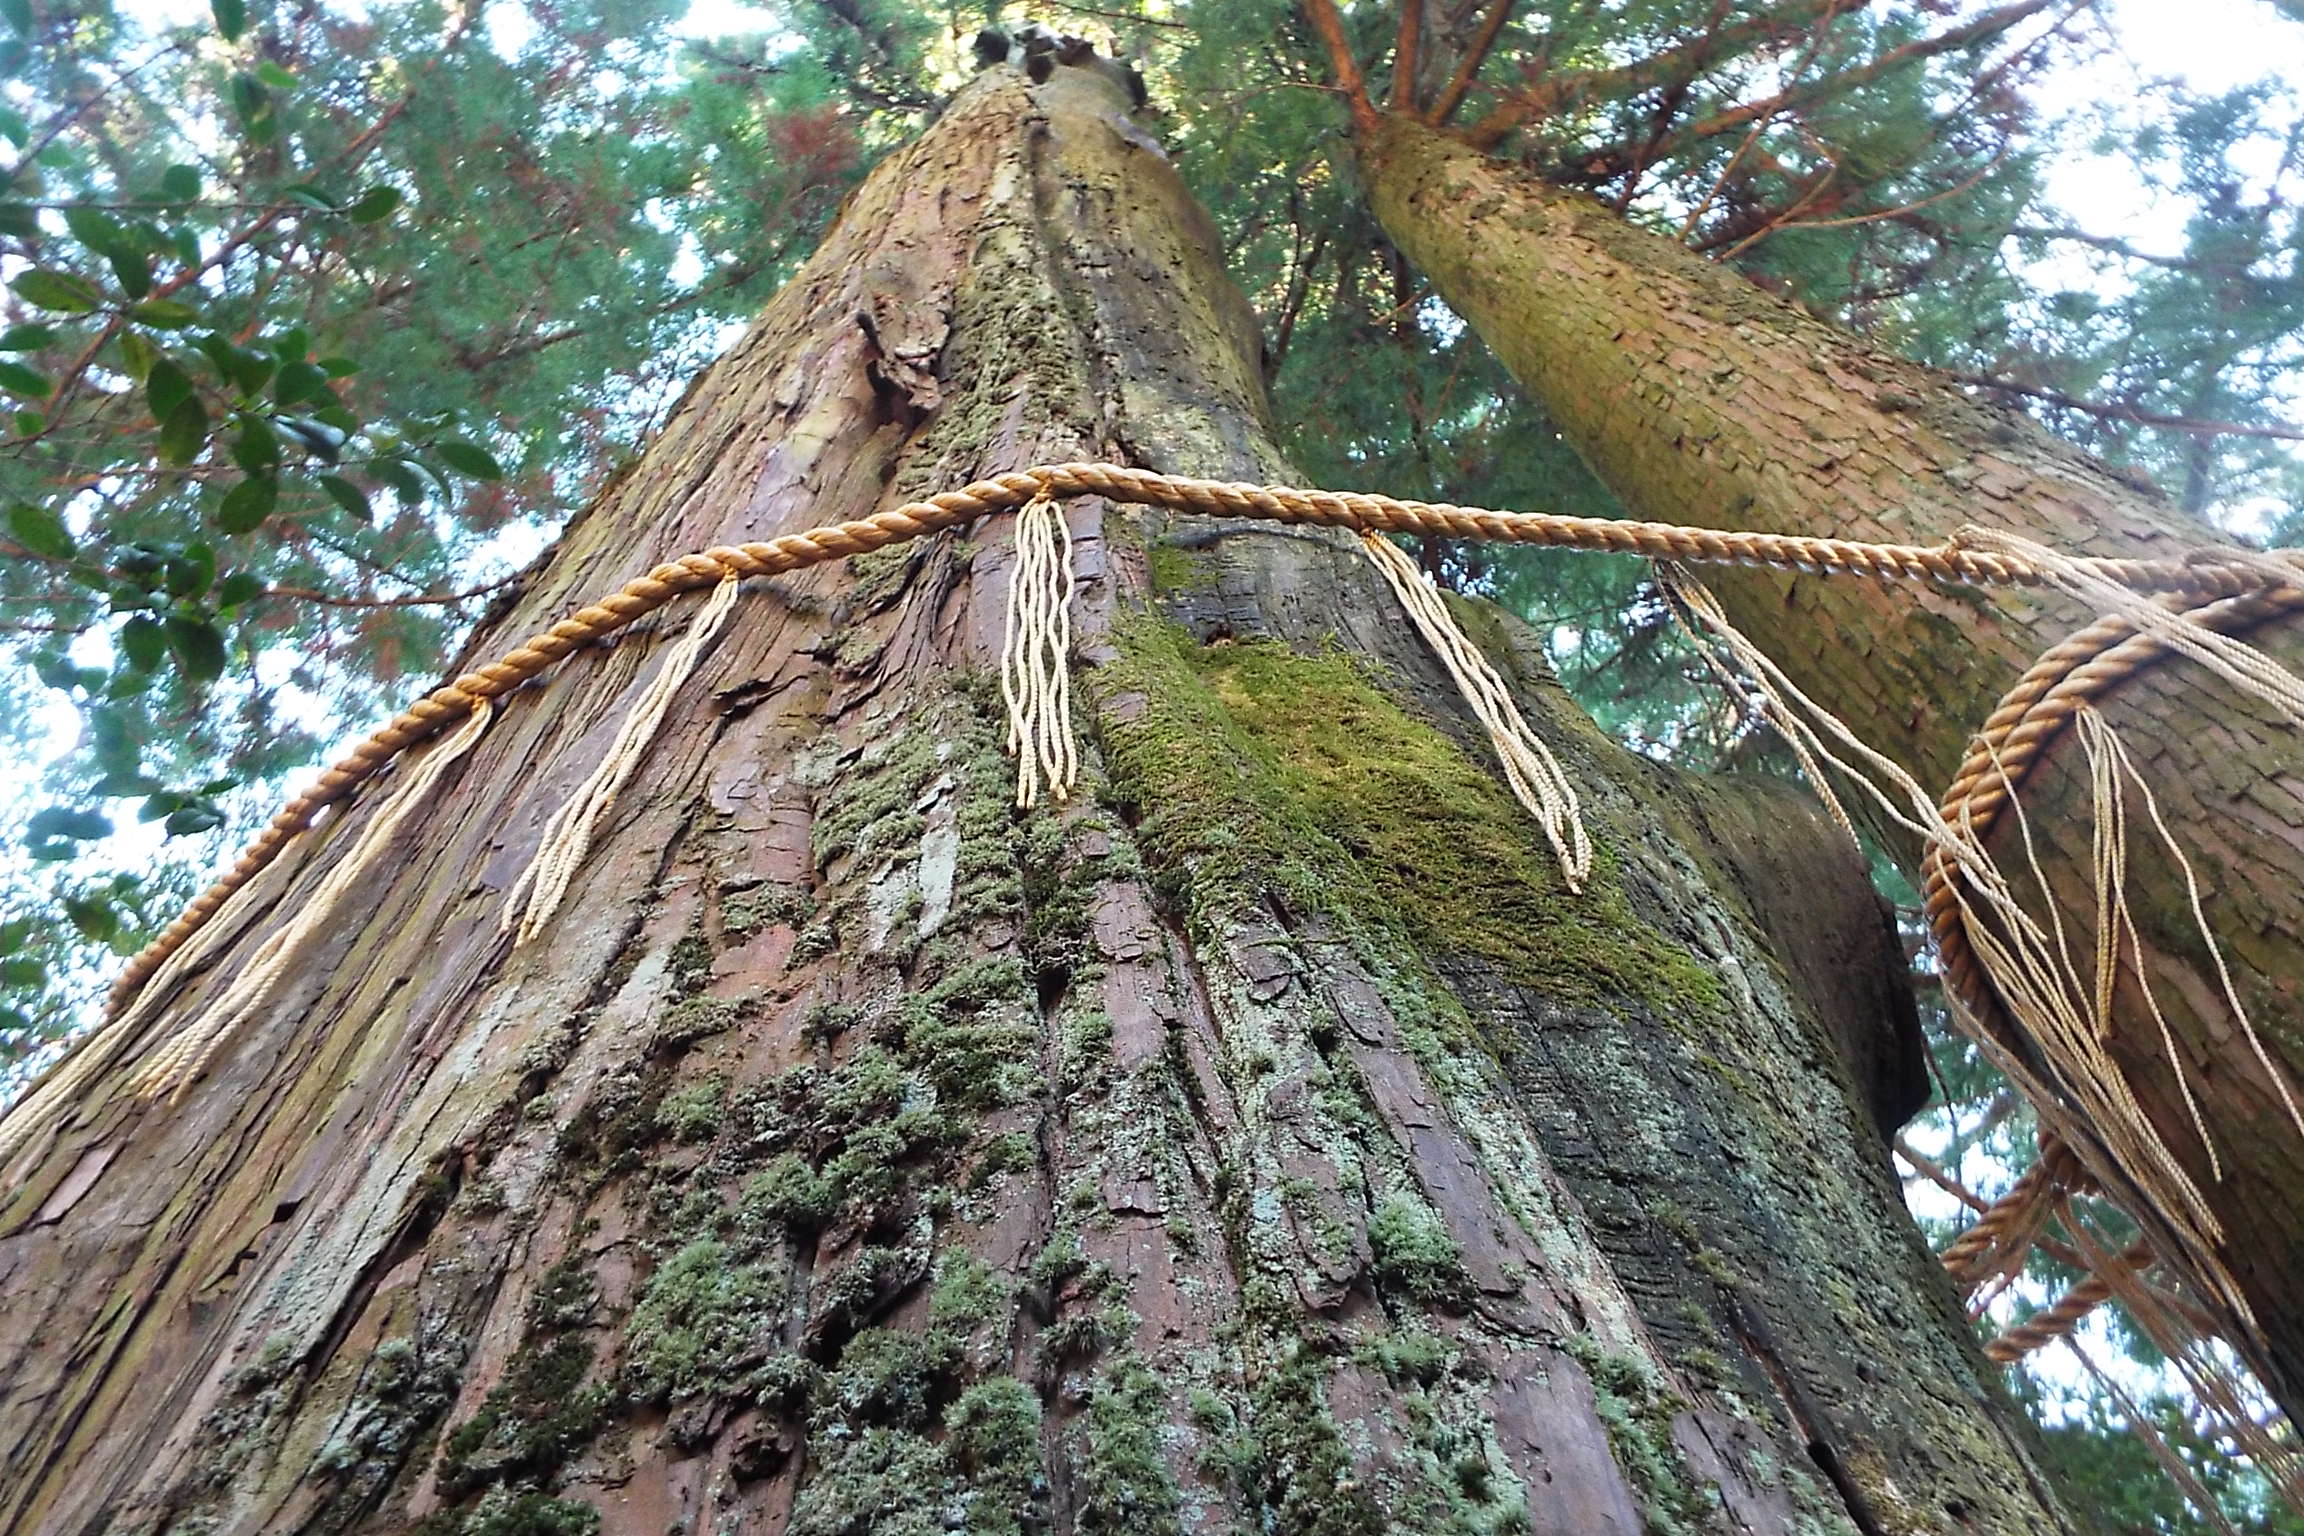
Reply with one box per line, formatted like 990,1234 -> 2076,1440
0,63 -> 2068,1536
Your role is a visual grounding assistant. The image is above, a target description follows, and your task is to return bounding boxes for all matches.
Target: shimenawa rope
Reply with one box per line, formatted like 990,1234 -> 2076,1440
6,462 -> 2302,1379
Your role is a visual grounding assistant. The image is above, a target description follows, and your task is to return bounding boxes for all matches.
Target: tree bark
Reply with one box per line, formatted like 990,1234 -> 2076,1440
0,64 -> 2070,1536
1357,110 -> 2304,1407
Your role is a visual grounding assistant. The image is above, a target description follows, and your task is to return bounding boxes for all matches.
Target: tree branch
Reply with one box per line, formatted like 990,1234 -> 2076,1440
1299,0 -> 1380,132
1957,375 -> 2304,442
1427,0 -> 1516,125
1465,0 -> 1860,149
1391,0 -> 1423,112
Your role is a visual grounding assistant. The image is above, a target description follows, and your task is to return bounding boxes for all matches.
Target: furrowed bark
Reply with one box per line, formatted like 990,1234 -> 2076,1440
1357,109 -> 2304,1407
0,64 -> 2068,1536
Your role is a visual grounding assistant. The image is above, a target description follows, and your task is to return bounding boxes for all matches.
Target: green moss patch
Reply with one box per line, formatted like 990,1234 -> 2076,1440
1094,620 -> 1720,1011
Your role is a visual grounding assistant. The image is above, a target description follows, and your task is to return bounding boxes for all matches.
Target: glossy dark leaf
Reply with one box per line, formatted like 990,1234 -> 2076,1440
0,359 -> 49,396
117,614 -> 166,672
211,0 -> 246,43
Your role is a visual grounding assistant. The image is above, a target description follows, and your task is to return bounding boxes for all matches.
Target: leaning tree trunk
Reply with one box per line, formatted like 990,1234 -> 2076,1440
1358,110 -> 2304,1407
0,61 -> 2072,1536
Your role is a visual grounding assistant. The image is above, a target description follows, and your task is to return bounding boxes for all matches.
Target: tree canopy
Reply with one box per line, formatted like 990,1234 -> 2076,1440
5,0 -> 2303,1527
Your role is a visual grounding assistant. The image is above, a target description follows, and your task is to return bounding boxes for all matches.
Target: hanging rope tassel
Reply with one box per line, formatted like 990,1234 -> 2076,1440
502,572 -> 742,947
999,493 -> 1079,808
128,699 -> 497,1104
1359,531 -> 1592,891
1656,562 -> 2254,1323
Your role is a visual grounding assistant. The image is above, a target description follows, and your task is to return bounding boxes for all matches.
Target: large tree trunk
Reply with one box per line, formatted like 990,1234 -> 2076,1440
1357,111 -> 2304,1405
0,62 -> 2072,1536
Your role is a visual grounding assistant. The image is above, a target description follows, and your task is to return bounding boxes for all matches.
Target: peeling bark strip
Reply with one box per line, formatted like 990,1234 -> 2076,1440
2,59 -> 2068,1536
1358,111 -> 2304,1410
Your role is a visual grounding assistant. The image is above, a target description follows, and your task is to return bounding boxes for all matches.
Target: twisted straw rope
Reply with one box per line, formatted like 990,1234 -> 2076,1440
1984,1238 -> 2156,1362
97,461 -> 2304,1031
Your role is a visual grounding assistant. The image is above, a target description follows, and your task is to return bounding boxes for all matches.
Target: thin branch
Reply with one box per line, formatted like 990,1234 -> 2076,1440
1656,0 -> 2061,161
1956,375 -> 2304,442
1427,0 -> 1516,125
1465,0 -> 1859,149
259,573 -> 524,609
1715,150 -> 2004,260
1299,0 -> 1380,133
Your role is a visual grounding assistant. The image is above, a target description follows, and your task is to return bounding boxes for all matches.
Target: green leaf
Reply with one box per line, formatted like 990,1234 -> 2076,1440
164,541 -> 216,598
374,456 -> 427,505
10,409 -> 39,435
130,299 -> 200,328
61,205 -> 124,252
0,107 -> 22,149
215,473 -> 277,534
214,570 -> 262,609
281,182 -> 336,213
106,247 -> 154,301
165,802 -> 227,836
434,438 -> 504,480
274,358 -> 332,406
166,615 -> 227,682
117,614 -> 165,672
11,269 -> 102,313
318,355 -> 359,377
0,359 -> 49,396
157,394 -> 210,466
116,330 -> 159,383
255,59 -> 296,90
0,0 -> 29,40
6,501 -> 73,558
316,473 -> 371,523
230,415 -> 280,472
61,895 -> 121,944
146,357 -> 195,421
0,203 -> 34,240
211,0 -> 245,42
0,322 -> 58,350
159,163 -> 202,204
345,185 -> 403,224
24,807 -> 112,862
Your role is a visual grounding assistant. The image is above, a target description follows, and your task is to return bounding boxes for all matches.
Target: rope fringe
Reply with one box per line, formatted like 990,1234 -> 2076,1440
501,572 -> 741,947
1361,532 -> 1591,889
1659,565 -> 2264,1335
998,494 -> 1079,808
8,461 -> 2300,1421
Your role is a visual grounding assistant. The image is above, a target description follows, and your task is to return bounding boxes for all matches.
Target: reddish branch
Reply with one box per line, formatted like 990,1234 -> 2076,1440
1465,0 -> 1863,149
1650,0 -> 2060,161
1299,0 -> 1380,132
